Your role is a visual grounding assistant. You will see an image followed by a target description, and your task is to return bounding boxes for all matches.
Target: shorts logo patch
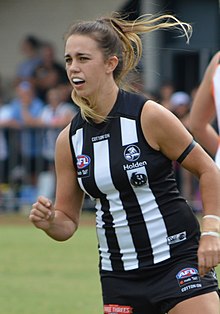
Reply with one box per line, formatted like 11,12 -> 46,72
104,304 -> 133,313
176,267 -> 202,292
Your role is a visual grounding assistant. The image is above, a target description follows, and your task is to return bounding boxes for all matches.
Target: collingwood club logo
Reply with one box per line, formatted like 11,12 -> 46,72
124,145 -> 140,161
130,172 -> 147,187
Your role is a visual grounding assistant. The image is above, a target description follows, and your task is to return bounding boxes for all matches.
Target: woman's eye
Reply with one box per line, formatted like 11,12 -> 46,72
79,56 -> 89,61
65,58 -> 71,64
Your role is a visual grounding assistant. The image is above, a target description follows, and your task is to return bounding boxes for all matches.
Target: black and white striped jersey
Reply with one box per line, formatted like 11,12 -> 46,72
69,89 -> 200,272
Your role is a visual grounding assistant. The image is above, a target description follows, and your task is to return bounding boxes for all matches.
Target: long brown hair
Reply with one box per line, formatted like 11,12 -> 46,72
65,12 -> 192,121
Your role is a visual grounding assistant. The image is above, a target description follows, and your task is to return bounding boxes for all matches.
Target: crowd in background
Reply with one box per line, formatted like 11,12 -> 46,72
0,35 -> 78,211
0,34 -> 206,213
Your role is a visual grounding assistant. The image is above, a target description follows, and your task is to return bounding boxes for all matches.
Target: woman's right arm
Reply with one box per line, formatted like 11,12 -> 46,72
29,124 -> 85,241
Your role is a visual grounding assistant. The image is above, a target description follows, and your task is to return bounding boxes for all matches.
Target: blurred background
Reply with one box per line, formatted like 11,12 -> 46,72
0,0 -> 219,213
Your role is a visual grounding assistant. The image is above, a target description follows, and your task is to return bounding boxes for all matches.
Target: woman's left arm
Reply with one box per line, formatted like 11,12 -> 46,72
141,101 -> 220,276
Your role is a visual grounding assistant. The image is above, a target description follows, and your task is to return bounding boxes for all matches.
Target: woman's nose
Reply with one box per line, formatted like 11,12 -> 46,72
69,61 -> 80,73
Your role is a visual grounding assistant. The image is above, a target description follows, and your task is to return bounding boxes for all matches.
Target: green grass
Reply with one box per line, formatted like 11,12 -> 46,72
0,212 -> 102,314
0,212 -> 219,314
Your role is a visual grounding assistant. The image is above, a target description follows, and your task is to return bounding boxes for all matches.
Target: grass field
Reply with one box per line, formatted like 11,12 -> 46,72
0,212 -> 219,314
0,211 -> 102,314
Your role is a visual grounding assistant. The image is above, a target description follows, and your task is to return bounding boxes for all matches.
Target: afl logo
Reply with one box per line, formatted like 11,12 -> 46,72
176,268 -> 198,279
77,155 -> 91,169
124,145 -> 140,162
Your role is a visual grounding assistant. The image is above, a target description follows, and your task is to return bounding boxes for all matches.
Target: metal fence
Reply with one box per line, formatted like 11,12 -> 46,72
0,126 -> 201,214
0,127 -> 95,213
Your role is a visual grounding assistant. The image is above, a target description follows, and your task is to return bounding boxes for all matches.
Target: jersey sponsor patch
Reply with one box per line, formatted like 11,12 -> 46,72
91,133 -> 110,142
123,160 -> 147,171
176,267 -> 201,292
124,145 -> 140,162
104,304 -> 133,313
167,231 -> 186,245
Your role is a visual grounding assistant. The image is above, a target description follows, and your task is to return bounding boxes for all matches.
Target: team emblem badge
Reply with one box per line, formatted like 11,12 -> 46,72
130,172 -> 147,187
124,145 -> 140,162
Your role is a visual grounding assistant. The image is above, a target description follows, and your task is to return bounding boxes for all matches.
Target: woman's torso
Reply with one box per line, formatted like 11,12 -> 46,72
69,89 -> 200,271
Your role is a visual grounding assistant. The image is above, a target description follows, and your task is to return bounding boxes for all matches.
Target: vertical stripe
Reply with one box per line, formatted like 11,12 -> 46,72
71,128 -> 94,198
71,128 -> 83,156
94,140 -> 138,270
120,117 -> 138,146
126,166 -> 170,263
71,128 -> 84,191
96,199 -> 112,271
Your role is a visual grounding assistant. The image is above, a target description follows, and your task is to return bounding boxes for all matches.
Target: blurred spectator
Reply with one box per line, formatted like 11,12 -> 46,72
169,91 -> 195,206
159,81 -> 175,110
36,87 -> 77,199
14,35 -> 42,85
189,85 -> 202,212
0,98 -> 18,183
10,81 -> 44,184
57,81 -> 75,104
32,42 -> 68,101
57,82 -> 79,113
40,87 -> 77,167
170,91 -> 191,129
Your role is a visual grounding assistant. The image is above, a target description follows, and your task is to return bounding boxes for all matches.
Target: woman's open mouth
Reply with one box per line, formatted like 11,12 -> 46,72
72,78 -> 85,86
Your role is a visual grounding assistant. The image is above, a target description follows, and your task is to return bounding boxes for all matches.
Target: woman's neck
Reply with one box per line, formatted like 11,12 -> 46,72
88,83 -> 119,123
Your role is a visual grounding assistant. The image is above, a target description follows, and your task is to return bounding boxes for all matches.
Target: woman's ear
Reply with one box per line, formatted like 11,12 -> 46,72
105,55 -> 119,74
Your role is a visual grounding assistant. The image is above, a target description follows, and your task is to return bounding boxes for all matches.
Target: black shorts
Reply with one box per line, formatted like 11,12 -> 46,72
100,257 -> 219,314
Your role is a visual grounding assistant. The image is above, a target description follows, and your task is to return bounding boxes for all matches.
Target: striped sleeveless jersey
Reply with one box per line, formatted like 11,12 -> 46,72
69,89 -> 200,271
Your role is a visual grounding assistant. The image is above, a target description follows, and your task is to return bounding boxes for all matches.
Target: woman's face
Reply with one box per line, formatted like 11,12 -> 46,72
64,34 -> 110,99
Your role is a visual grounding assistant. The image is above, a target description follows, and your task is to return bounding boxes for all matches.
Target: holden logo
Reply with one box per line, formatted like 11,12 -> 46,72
124,145 -> 140,162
